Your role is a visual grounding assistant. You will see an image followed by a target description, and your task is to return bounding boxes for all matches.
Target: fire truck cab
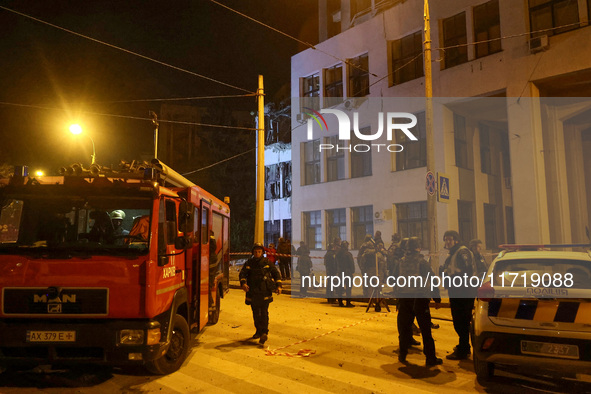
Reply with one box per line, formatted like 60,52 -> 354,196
0,160 -> 230,374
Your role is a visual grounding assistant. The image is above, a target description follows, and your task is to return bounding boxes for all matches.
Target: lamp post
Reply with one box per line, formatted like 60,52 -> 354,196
69,124 -> 96,165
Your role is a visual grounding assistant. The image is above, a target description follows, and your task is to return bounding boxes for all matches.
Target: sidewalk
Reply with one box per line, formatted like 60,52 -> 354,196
228,265 -> 450,308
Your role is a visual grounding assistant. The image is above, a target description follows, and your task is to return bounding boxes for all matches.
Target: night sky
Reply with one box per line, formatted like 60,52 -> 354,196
0,0 -> 317,172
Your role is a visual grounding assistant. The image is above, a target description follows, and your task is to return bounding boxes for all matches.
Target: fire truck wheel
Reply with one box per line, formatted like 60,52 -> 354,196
208,288 -> 221,325
146,314 -> 190,375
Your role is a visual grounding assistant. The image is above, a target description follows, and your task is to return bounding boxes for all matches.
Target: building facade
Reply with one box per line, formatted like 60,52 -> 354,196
291,0 -> 591,264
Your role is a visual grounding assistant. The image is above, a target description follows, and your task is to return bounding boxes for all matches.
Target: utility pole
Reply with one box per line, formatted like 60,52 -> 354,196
424,0 -> 438,256
254,75 -> 265,244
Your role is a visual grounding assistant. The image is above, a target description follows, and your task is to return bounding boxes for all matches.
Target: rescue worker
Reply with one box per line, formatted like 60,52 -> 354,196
469,239 -> 489,275
442,230 -> 475,360
295,241 -> 313,297
276,237 -> 291,280
324,238 -> 340,303
357,234 -> 376,298
265,243 -> 277,266
110,210 -> 129,245
239,243 -> 282,345
336,240 -> 355,307
394,237 -> 442,366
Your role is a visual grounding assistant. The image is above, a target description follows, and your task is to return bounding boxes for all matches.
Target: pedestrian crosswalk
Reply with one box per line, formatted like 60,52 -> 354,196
128,291 -> 475,393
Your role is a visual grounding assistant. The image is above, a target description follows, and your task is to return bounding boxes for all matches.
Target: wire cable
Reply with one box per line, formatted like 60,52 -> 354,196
208,0 -> 378,78
182,148 -> 256,175
88,93 -> 256,104
0,101 -> 258,131
0,5 -> 254,94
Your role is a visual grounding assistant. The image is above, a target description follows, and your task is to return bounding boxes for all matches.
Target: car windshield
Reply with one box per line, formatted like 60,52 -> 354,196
0,190 -> 152,257
493,259 -> 591,290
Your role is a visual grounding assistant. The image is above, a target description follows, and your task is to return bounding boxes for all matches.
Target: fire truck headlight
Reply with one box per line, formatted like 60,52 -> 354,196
146,328 -> 161,345
120,330 -> 144,345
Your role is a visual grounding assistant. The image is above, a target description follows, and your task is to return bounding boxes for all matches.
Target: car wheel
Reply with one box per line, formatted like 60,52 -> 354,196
146,314 -> 190,375
473,353 -> 494,380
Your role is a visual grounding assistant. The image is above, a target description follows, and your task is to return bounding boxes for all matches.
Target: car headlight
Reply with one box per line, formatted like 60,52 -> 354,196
120,329 -> 144,345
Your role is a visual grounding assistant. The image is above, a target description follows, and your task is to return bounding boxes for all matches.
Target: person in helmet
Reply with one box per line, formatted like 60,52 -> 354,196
110,210 -> 129,245
394,237 -> 442,366
239,242 -> 282,345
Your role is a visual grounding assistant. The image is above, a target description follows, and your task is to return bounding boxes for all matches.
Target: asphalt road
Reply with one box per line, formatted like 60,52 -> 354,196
0,289 -> 590,393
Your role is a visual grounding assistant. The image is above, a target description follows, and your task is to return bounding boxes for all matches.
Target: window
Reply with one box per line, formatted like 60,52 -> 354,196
327,0 -> 341,39
303,140 -> 321,185
351,126 -> 372,178
201,207 -> 209,244
282,219 -> 292,241
351,0 -> 372,17
352,205 -> 373,249
264,220 -> 280,247
396,112 -> 426,170
442,12 -> 468,68
396,202 -> 428,249
457,200 -> 474,243
391,31 -> 424,85
484,204 -> 498,250
327,208 -> 347,244
500,132 -> 511,178
301,73 -> 320,110
348,53 -> 369,97
479,124 -> 492,175
324,64 -> 343,103
529,0 -> 580,37
474,0 -> 501,58
325,135 -> 346,181
265,164 -> 281,200
304,211 -> 322,250
282,162 -> 292,198
454,113 -> 469,169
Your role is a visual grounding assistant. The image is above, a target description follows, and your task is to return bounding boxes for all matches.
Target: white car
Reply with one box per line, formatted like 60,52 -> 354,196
472,244 -> 591,380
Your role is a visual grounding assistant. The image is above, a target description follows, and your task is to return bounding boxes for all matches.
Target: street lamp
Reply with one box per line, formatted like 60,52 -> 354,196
69,124 -> 96,165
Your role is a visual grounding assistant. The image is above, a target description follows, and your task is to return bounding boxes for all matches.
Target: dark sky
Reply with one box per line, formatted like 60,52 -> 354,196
0,0 -> 317,172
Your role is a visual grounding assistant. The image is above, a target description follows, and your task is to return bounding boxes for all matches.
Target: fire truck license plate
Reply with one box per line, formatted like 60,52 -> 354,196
520,340 -> 579,359
26,331 -> 76,342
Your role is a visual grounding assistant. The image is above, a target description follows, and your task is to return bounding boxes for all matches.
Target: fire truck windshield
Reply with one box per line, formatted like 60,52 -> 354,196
0,192 -> 152,257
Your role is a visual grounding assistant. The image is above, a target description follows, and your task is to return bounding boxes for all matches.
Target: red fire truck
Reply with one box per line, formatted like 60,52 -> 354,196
0,159 -> 230,374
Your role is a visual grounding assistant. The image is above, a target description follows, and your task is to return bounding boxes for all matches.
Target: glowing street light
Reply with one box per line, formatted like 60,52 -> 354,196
69,124 -> 96,165
35,170 -> 44,177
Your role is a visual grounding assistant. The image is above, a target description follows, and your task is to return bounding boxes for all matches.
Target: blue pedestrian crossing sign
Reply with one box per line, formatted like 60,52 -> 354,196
438,173 -> 449,202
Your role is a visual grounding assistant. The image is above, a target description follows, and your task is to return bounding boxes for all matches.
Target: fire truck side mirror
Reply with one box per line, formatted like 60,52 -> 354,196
178,201 -> 195,233
175,235 -> 193,250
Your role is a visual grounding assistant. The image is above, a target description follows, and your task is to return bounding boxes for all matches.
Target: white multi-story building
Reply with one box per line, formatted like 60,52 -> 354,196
291,0 -> 591,262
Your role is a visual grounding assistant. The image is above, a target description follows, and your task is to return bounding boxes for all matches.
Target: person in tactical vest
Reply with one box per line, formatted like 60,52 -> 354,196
442,230 -> 475,360
324,238 -> 340,303
295,241 -> 313,296
469,239 -> 489,275
394,237 -> 442,366
336,240 -> 355,307
239,243 -> 282,345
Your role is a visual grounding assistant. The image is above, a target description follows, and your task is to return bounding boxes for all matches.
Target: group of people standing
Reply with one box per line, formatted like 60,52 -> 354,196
239,230 -> 489,366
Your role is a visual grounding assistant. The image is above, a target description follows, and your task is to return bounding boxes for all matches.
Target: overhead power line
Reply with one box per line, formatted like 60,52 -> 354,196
0,5 -> 254,94
0,101 -> 257,131
89,93 -> 256,104
208,0 -> 378,78
182,148 -> 256,175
